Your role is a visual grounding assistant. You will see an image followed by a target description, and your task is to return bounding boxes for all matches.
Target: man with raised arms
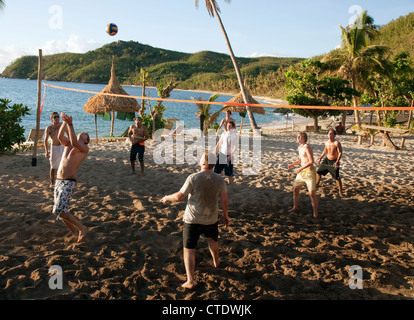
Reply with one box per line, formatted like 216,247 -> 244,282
52,112 -> 90,243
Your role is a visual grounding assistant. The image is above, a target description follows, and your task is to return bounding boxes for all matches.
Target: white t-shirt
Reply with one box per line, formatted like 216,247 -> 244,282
180,171 -> 227,225
218,130 -> 238,156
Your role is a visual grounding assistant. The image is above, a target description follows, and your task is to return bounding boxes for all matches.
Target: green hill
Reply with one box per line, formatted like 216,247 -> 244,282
2,41 -> 191,83
373,12 -> 414,59
1,40 -> 302,95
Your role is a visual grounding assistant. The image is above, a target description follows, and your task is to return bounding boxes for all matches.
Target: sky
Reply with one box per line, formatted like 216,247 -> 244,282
0,0 -> 413,73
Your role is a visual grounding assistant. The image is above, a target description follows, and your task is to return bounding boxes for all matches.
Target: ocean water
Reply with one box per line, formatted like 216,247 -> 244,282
0,78 -> 286,137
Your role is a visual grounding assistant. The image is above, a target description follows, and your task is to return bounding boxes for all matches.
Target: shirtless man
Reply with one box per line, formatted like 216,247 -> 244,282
45,112 -> 64,188
316,129 -> 343,196
288,132 -> 318,218
217,110 -> 235,133
52,112 -> 89,242
128,117 -> 149,176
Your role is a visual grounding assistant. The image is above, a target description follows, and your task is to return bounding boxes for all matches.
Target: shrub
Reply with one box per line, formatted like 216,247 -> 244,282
0,99 -> 31,154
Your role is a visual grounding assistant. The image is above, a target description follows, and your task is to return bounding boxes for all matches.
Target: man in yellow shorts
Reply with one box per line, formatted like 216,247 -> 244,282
288,132 -> 319,218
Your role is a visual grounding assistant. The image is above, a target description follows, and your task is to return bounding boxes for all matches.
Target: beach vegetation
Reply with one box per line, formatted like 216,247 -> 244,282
0,98 -> 31,154
143,81 -> 177,138
284,59 -> 358,131
359,50 -> 414,128
192,94 -> 221,134
322,10 -> 390,128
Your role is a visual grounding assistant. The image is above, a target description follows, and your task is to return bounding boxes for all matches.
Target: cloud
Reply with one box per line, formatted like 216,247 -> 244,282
43,34 -> 99,55
0,34 -> 100,73
0,45 -> 35,73
249,50 -> 288,58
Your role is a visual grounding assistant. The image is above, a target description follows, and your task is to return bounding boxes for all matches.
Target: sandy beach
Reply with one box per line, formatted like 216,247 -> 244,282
0,127 -> 413,300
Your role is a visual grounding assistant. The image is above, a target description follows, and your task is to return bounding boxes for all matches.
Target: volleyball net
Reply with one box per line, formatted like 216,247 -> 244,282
43,83 -> 414,112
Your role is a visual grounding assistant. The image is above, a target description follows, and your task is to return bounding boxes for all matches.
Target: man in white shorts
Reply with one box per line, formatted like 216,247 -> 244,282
52,112 -> 90,243
45,112 -> 64,188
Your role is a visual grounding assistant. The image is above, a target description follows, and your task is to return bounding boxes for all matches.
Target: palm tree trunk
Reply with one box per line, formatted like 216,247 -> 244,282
210,0 -> 258,130
200,114 -> 205,134
140,72 -> 146,117
313,116 -> 319,132
351,78 -> 361,128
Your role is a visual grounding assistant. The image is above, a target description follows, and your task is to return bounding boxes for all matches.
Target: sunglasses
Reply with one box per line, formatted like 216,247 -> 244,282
53,115 -> 60,119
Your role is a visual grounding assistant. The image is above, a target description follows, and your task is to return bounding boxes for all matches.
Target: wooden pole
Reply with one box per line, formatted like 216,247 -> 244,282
95,114 -> 99,144
32,49 -> 42,166
110,110 -> 115,136
141,71 -> 146,117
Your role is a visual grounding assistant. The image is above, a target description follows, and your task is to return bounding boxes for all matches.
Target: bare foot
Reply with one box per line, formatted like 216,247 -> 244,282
77,226 -> 88,243
288,207 -> 298,213
213,258 -> 220,268
130,171 -> 136,175
181,281 -> 195,289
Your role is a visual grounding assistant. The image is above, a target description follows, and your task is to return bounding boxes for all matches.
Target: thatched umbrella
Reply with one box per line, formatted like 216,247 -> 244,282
224,91 -> 265,132
83,61 -> 139,138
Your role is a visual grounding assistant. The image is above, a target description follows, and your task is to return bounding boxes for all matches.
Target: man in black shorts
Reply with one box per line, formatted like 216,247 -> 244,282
160,152 -> 229,289
128,117 -> 149,176
316,129 -> 343,196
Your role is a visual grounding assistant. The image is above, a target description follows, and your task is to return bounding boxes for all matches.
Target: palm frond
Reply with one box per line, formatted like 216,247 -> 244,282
206,109 -> 223,129
195,0 -> 231,17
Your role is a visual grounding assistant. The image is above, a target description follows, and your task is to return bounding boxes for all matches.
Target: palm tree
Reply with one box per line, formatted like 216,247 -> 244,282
322,10 -> 389,127
192,94 -> 221,134
0,1 -> 5,9
195,0 -> 259,130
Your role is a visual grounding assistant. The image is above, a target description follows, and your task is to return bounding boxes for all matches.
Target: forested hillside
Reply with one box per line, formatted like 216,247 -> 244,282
1,40 -> 302,97
373,12 -> 414,58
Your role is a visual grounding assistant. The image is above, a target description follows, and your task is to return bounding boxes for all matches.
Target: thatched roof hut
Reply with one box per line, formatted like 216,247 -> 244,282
224,91 -> 265,115
223,91 -> 265,132
83,61 -> 139,137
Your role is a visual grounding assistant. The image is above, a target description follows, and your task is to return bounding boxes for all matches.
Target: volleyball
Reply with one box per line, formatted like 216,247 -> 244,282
106,23 -> 118,36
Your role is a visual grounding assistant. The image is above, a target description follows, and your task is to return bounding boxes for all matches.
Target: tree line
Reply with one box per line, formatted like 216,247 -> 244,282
284,11 -> 414,131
